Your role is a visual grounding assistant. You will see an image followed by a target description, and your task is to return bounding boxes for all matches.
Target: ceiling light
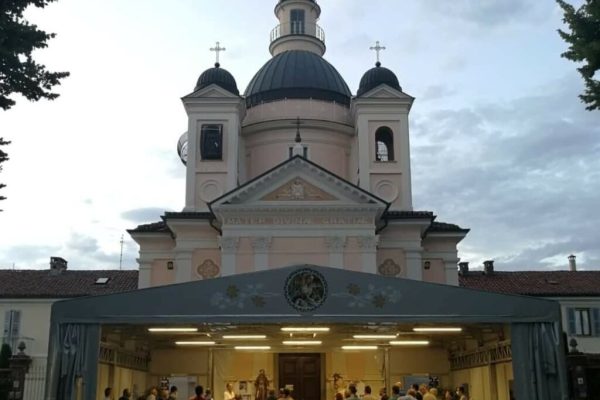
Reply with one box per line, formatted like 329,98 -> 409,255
283,341 -> 322,346
235,346 -> 271,350
353,335 -> 398,339
342,345 -> 378,350
281,327 -> 330,332
222,335 -> 267,340
390,340 -> 430,346
149,328 -> 198,333
175,341 -> 215,346
413,327 -> 462,333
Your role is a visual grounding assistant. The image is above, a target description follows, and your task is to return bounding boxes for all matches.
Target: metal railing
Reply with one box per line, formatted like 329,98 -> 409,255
270,22 -> 325,44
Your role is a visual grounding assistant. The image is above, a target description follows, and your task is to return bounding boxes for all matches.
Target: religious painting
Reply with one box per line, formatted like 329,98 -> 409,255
284,268 -> 328,312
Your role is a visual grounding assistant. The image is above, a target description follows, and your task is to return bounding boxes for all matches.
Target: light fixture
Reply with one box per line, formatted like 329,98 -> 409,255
281,327 -> 330,332
353,334 -> 398,339
282,341 -> 322,346
235,346 -> 271,350
175,341 -> 215,346
342,345 -> 378,350
149,328 -> 198,333
167,261 -> 174,270
389,340 -> 430,346
222,335 -> 267,340
413,327 -> 462,333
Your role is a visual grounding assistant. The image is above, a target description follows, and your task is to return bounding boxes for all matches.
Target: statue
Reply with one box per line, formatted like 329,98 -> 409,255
255,369 -> 270,400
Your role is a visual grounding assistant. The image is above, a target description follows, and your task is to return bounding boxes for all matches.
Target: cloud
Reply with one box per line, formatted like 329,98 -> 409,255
0,245 -> 61,269
121,207 -> 168,224
420,0 -> 547,27
412,74 -> 600,270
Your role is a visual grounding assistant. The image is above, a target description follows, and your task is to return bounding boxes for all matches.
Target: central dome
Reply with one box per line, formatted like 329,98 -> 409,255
245,50 -> 351,108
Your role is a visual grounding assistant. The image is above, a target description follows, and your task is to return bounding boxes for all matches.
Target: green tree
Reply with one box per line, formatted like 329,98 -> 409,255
557,0 -> 600,111
0,138 -> 8,211
0,0 -> 69,110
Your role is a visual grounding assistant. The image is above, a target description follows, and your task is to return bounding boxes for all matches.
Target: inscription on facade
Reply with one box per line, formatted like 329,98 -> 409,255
224,216 -> 371,225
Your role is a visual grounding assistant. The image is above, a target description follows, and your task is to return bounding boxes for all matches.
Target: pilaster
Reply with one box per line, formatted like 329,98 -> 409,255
357,235 -> 378,274
406,250 -> 423,281
325,236 -> 347,268
444,260 -> 459,286
219,236 -> 240,276
137,261 -> 152,289
174,252 -> 193,283
251,236 -> 272,271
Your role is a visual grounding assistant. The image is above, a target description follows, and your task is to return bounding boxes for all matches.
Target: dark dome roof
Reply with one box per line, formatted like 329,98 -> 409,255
195,63 -> 239,95
357,62 -> 401,97
244,50 -> 351,108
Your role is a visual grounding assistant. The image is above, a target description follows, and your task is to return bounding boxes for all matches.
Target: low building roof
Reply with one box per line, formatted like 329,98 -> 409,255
460,270 -> 600,297
0,269 -> 139,299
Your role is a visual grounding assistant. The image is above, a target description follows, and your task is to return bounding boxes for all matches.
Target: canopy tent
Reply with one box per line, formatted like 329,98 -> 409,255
45,265 -> 568,400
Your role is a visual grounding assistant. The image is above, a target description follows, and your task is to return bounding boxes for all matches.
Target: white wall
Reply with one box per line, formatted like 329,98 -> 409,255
0,299 -> 56,357
555,296 -> 600,354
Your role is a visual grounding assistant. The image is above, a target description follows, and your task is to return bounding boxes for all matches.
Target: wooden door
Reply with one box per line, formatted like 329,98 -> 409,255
278,353 -> 321,400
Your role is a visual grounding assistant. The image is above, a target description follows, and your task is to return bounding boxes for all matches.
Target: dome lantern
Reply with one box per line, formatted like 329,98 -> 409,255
270,0 -> 325,57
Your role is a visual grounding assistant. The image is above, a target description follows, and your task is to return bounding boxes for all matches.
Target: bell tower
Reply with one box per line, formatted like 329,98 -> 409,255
270,0 -> 325,56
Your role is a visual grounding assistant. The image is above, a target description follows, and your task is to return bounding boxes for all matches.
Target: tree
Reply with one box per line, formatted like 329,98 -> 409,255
557,0 -> 600,111
0,138 -> 8,211
0,0 -> 69,110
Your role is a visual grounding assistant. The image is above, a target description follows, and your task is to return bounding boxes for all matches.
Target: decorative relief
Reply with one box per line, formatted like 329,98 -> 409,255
197,259 -> 220,279
199,180 -> 223,202
210,283 -> 279,310
378,259 -> 401,277
332,282 -> 400,309
325,236 -> 347,251
262,178 -> 337,201
218,236 -> 240,252
251,236 -> 273,252
374,180 -> 399,202
357,235 -> 379,250
284,268 -> 328,312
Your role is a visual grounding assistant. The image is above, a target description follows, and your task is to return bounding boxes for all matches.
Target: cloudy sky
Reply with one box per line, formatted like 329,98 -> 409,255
0,0 -> 598,271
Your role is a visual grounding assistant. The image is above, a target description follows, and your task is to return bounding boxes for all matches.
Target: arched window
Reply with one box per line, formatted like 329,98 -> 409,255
375,127 -> 394,161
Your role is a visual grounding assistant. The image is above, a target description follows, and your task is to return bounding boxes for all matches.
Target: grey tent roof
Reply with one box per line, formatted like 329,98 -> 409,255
51,265 -> 560,325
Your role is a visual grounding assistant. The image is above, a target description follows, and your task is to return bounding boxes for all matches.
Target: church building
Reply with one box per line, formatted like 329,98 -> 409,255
45,2 -> 567,400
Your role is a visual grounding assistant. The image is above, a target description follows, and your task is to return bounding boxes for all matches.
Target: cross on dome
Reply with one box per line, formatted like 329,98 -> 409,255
369,41 -> 386,66
210,41 -> 226,67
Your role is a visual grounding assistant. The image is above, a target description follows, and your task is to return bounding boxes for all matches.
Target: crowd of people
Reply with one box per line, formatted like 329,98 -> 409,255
102,383 -> 469,400
336,384 -> 468,400
102,384 -> 215,400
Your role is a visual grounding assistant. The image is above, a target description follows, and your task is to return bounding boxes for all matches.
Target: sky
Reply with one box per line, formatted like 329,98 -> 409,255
0,0 -> 598,271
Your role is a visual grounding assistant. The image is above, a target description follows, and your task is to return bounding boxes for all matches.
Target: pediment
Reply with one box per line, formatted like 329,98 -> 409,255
183,83 -> 240,99
210,156 -> 388,211
358,85 -> 414,100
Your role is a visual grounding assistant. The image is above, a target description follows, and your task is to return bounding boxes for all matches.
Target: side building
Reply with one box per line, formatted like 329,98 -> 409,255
460,258 -> 600,399
0,257 -> 138,399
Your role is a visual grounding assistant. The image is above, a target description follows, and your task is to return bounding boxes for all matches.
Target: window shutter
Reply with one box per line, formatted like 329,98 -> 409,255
593,308 -> 600,336
10,311 -> 21,339
2,311 -> 10,337
567,308 -> 576,335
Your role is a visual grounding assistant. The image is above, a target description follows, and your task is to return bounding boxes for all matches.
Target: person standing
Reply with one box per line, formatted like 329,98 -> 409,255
104,387 -> 113,400
347,385 -> 359,400
168,386 -> 178,400
423,388 -> 437,400
363,386 -> 377,400
147,388 -> 158,400
189,385 -> 205,400
224,383 -> 236,400
118,389 -> 131,400
390,386 -> 401,400
456,387 -> 467,400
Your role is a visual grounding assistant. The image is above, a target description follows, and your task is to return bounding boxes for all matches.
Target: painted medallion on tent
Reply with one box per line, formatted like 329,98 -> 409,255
284,268 -> 328,312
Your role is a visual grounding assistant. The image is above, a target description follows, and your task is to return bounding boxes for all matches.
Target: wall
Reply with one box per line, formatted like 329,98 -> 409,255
389,347 -> 451,391
450,362 -> 513,400
0,299 -> 55,357
97,363 -> 148,400
213,350 -> 275,400
556,297 -> 600,354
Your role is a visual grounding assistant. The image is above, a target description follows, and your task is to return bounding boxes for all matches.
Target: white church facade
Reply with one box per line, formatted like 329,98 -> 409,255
44,2 -> 568,400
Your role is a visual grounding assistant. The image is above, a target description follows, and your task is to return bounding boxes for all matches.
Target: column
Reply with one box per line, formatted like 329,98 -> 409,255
405,250 -> 423,280
357,235 -> 378,274
325,236 -> 347,268
175,252 -> 193,283
251,237 -> 272,271
219,236 -> 239,276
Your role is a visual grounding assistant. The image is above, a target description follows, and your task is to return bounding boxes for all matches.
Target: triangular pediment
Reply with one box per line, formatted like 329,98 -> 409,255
357,85 -> 414,100
183,83 -> 241,99
261,177 -> 338,202
210,156 -> 388,211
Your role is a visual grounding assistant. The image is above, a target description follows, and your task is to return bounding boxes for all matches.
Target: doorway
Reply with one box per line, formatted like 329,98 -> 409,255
278,353 -> 321,400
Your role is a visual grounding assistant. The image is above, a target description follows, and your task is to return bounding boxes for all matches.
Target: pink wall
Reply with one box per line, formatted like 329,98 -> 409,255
269,237 -> 329,268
